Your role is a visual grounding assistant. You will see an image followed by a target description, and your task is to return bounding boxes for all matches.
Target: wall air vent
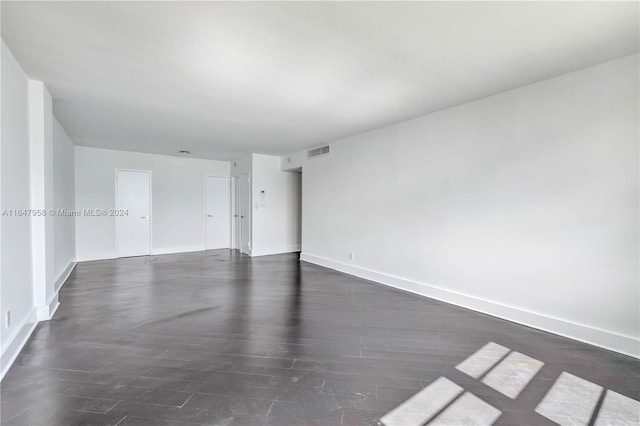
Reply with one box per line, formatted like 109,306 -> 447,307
308,145 -> 330,158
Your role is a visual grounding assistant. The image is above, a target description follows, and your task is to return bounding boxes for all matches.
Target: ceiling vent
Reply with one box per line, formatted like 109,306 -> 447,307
308,145 -> 330,158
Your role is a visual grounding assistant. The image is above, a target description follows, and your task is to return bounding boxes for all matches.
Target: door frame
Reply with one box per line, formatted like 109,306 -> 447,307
203,175 -> 231,250
233,176 -> 241,250
239,173 -> 251,255
231,176 -> 238,250
115,169 -> 152,257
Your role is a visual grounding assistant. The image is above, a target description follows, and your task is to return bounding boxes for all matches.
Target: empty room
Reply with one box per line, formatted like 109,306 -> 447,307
0,1 -> 638,425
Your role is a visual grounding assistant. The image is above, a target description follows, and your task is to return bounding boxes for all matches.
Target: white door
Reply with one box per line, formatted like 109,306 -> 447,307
240,173 -> 251,254
234,176 -> 241,249
205,176 -> 231,249
116,170 -> 151,257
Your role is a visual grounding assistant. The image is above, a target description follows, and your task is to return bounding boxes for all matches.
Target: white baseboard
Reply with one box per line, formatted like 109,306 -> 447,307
1,308 -> 37,381
1,258 -> 76,381
251,245 -> 301,257
36,294 -> 58,321
55,257 -> 77,291
36,257 -> 76,321
153,246 -> 206,256
78,247 -> 216,261
300,253 -> 640,359
77,251 -> 117,262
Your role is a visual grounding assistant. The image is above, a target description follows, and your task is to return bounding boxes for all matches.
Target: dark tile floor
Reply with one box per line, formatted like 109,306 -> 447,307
1,250 -> 638,425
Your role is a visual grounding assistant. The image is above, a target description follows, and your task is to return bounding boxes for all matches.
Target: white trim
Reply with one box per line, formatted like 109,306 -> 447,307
233,175 -> 242,251
78,245 -> 238,261
49,298 -> 61,319
300,253 -> 640,359
36,293 -> 57,321
77,252 -> 117,262
55,257 -> 77,291
230,177 -> 237,250
36,296 -> 57,321
251,245 -> 301,257
115,169 -> 152,258
240,173 -> 251,255
152,246 -> 206,256
0,308 -> 38,381
36,257 -> 77,321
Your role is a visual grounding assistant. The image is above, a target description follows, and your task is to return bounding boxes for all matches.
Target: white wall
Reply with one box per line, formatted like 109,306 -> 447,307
1,41 -> 36,377
281,150 -> 306,171
1,41 -> 77,378
231,154 -> 252,178
52,117 -> 76,286
251,154 -> 301,256
301,54 -> 639,357
75,147 -> 230,260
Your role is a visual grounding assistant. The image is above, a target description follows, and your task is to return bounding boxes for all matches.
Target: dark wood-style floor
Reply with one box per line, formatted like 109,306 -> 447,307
1,250 -> 638,425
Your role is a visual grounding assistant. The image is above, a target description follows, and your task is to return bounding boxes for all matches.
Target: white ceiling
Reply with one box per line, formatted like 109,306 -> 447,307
2,1 -> 638,161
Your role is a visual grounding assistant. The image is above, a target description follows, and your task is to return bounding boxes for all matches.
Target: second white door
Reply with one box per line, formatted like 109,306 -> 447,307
116,170 -> 151,258
205,176 -> 231,249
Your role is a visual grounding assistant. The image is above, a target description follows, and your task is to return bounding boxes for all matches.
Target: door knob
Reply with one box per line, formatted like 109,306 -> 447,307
207,214 -> 214,217
140,216 -> 148,219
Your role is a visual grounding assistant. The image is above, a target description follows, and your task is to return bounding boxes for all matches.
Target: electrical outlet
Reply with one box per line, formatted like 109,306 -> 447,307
6,310 -> 11,328
348,252 -> 354,261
